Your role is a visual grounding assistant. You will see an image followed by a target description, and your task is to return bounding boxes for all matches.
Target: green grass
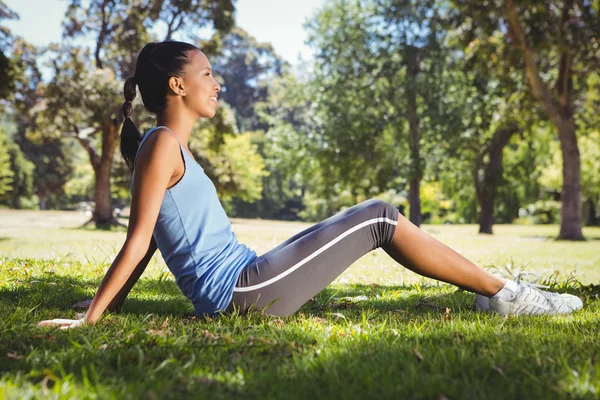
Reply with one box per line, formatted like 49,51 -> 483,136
1,210 -> 599,399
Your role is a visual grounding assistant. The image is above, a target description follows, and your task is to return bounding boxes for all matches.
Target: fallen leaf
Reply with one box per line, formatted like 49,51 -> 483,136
269,318 -> 285,328
148,326 -> 172,336
329,302 -> 352,310
443,308 -> 452,321
412,348 -> 423,363
492,365 -> 505,376
160,316 -> 169,330
230,351 -> 243,362
7,352 -> 24,360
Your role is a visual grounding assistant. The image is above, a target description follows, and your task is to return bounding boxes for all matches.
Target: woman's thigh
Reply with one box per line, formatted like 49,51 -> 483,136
228,200 -> 399,316
259,199 -> 392,259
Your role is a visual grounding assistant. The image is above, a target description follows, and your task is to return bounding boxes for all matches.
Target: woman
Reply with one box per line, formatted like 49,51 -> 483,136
39,41 -> 582,329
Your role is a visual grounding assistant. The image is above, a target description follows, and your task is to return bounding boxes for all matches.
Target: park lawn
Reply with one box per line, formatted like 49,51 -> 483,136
1,210 -> 599,399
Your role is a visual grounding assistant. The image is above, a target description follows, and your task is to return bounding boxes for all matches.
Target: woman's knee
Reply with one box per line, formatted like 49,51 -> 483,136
361,199 -> 398,246
364,199 -> 398,216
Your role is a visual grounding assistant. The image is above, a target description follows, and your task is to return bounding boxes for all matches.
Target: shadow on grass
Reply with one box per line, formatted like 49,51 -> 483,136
518,234 -> 600,241
1,275 -> 599,399
0,274 -> 194,317
1,273 -> 597,320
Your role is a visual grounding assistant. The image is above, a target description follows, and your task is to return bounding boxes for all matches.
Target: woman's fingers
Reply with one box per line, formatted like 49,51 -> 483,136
37,318 -> 86,329
60,319 -> 85,330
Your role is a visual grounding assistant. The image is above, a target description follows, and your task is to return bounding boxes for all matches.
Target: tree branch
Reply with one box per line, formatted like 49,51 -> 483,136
94,0 -> 113,69
65,125 -> 101,170
504,0 -> 562,123
165,7 -> 184,40
556,0 -> 575,119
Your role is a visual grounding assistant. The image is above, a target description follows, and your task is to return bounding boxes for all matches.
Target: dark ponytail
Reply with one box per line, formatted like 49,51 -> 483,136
119,40 -> 200,173
120,77 -> 141,172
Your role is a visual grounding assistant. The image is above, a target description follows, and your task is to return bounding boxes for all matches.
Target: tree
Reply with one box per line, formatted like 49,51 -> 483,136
0,0 -> 18,103
28,0 -> 236,227
453,0 -> 600,240
440,24 -> 536,234
303,0 -> 451,226
209,26 -> 287,133
376,0 -> 451,227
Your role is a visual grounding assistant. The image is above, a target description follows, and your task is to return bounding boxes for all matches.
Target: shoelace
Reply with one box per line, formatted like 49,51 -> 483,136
511,272 -> 559,313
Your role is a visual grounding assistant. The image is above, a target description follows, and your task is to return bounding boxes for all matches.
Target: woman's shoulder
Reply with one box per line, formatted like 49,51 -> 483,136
136,128 -> 181,165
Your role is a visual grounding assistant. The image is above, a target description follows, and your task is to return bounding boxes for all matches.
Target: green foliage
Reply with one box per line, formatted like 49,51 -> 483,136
0,0 -> 19,102
2,130 -> 35,208
537,131 -> 600,202
207,132 -> 269,205
233,70 -> 319,220
209,26 -> 287,133
63,151 -> 95,200
418,181 -> 453,224
0,128 -> 14,197
519,200 -> 562,225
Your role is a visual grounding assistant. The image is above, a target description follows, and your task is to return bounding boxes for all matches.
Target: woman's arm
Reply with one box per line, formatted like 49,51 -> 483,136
106,236 -> 158,312
38,129 -> 182,328
72,237 -> 158,313
83,236 -> 154,323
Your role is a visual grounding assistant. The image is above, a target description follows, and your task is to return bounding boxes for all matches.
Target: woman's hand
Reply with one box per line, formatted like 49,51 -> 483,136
37,314 -> 87,330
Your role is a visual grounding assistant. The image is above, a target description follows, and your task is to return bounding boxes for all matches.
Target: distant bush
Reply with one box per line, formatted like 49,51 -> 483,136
516,200 -> 562,224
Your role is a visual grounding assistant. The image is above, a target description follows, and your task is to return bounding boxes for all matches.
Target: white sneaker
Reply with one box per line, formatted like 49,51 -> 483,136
475,272 -> 583,316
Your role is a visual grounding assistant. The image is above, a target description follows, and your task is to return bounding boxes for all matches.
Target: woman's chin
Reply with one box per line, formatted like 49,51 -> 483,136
199,109 -> 217,119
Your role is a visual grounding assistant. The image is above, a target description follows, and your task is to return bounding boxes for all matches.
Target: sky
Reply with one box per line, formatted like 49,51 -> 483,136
3,0 -> 326,65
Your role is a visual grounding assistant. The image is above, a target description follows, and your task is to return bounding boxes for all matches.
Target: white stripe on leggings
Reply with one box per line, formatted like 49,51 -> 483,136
233,217 -> 398,292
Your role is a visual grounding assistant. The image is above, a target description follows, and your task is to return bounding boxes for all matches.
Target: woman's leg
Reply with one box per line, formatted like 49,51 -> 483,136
259,199 -> 388,259
382,213 -> 505,296
229,199 -> 399,316
228,199 -> 505,316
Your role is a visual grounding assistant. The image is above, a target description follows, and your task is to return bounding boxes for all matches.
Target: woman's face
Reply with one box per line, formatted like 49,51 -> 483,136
181,50 -> 221,118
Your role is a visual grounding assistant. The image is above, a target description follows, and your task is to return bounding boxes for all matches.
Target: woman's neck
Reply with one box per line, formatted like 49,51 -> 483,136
156,108 -> 197,147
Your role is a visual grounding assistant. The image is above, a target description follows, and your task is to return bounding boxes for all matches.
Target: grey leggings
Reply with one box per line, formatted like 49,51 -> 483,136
227,199 -> 399,316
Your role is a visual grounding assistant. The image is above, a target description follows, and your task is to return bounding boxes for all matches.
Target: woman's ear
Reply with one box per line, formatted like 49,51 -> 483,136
168,76 -> 186,96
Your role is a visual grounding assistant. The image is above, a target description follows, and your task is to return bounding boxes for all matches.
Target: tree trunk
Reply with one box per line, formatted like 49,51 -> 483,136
39,195 -> 47,210
81,124 -> 121,228
556,119 -> 584,239
406,46 -> 422,227
474,126 -> 517,234
93,158 -> 114,226
11,195 -> 20,209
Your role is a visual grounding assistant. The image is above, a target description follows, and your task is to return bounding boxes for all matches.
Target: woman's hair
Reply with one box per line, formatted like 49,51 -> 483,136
120,40 -> 199,172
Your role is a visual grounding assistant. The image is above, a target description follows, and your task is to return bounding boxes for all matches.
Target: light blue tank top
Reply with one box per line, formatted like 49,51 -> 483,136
129,126 -> 257,316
